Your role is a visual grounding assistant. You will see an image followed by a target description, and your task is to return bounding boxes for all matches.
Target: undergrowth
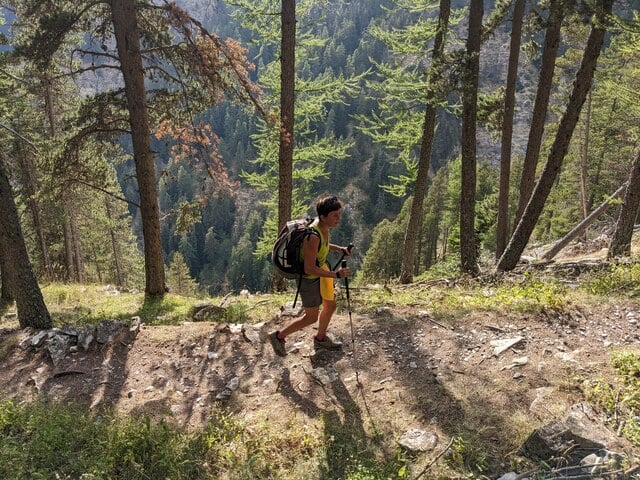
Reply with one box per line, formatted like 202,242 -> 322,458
584,262 -> 640,297
0,399 -> 408,480
586,350 -> 640,447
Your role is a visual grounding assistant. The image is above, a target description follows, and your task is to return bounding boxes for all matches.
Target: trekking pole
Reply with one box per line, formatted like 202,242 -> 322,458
342,258 -> 361,386
332,242 -> 354,271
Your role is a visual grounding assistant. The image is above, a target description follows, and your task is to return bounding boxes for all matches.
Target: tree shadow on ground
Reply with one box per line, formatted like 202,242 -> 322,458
37,328 -> 137,410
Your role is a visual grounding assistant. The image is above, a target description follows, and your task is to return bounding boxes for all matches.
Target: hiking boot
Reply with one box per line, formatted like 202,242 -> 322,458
314,335 -> 343,351
269,331 -> 287,357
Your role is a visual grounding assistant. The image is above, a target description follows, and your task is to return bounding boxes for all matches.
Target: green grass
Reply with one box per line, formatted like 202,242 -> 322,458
38,283 -> 288,327
583,261 -> 640,297
586,350 -> 640,448
0,399 -> 408,480
350,272 -> 569,321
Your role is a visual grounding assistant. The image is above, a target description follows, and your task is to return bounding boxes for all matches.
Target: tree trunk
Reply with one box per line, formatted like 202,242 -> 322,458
105,195 -> 125,287
399,0 -> 451,284
15,140 -> 52,279
70,206 -> 84,283
497,0 -> 613,271
578,90 -> 592,241
609,151 -> 640,258
0,155 -> 52,329
542,183 -> 627,261
62,197 -> 76,282
0,241 -> 14,306
588,98 -> 617,212
111,0 -> 166,296
513,0 -> 565,228
460,0 -> 483,276
62,189 -> 83,283
496,0 -> 525,258
273,0 -> 295,292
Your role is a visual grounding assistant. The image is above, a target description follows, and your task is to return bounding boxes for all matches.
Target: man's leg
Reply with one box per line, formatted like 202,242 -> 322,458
314,298 -> 342,350
279,306 -> 320,338
316,299 -> 336,339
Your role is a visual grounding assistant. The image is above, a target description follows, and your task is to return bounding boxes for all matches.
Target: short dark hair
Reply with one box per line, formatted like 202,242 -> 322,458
316,196 -> 343,217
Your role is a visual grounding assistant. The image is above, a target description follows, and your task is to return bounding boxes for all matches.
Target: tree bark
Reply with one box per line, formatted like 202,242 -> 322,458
273,0 -> 295,292
0,155 -> 52,329
111,0 -> 166,296
496,0 -> 525,258
0,240 -> 14,306
513,0 -> 565,228
497,0 -> 613,271
460,0 -> 483,276
399,0 -> 450,284
609,151 -> 640,258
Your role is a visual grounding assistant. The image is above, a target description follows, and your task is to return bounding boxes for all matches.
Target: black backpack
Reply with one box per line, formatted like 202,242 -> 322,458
272,218 -> 322,308
272,217 -> 320,279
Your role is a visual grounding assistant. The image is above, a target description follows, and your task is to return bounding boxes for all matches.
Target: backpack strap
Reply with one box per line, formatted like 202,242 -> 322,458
292,274 -> 302,309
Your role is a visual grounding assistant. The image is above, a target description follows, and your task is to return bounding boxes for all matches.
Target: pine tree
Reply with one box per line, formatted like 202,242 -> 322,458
167,252 -> 199,297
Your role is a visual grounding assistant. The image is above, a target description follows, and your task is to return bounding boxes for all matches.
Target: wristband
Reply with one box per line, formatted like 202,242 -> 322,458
335,270 -> 341,279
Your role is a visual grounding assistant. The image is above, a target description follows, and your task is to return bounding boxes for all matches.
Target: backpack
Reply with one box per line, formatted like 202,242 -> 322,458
272,217 -> 320,279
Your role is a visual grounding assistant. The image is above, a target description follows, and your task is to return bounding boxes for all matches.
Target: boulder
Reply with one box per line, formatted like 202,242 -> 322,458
520,403 -> 618,466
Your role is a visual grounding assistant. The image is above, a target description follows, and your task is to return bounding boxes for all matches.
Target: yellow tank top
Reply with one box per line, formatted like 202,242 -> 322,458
301,222 -> 329,279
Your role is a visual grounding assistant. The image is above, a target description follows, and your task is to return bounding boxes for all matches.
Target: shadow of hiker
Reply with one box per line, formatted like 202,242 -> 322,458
318,378 -> 375,480
278,367 -> 322,418
308,352 -> 377,480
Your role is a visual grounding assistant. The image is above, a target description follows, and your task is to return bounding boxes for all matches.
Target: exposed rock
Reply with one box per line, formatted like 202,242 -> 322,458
77,326 -> 96,351
226,377 -> 240,391
193,304 -> 226,322
520,403 -> 619,466
29,331 -> 48,348
47,333 -> 74,366
130,316 -> 142,333
215,377 -> 240,402
397,428 -> 438,452
490,337 -> 524,356
96,320 -> 126,344
310,366 -> 338,385
529,387 -> 558,419
503,356 -> 528,370
242,324 -> 262,345
580,450 -> 623,476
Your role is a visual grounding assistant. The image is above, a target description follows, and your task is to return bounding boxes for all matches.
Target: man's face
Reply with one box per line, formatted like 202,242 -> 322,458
323,208 -> 342,227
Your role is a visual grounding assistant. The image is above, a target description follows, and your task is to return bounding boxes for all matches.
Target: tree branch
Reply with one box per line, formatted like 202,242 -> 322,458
70,178 -> 140,208
0,122 -> 39,152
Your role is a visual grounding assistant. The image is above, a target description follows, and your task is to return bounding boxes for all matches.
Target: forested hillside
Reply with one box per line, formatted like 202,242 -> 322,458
1,0 -> 639,306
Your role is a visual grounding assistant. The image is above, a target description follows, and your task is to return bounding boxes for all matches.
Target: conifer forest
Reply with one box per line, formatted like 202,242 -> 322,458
1,0 -> 640,326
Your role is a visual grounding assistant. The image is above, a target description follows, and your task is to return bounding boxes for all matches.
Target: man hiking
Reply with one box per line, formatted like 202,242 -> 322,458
269,195 -> 351,356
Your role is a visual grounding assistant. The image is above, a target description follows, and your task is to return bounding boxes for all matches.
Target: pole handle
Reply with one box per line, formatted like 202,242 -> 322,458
333,242 -> 354,271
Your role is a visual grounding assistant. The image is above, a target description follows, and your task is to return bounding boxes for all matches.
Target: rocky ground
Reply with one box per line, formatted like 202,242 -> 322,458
2,270 -> 640,478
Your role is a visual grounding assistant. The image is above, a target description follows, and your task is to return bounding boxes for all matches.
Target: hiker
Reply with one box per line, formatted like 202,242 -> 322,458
269,195 -> 351,356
